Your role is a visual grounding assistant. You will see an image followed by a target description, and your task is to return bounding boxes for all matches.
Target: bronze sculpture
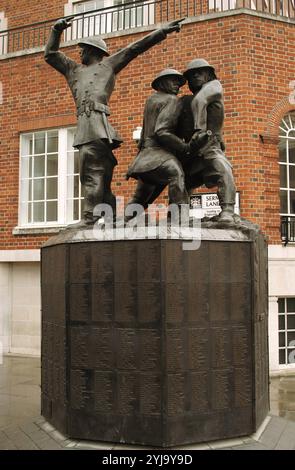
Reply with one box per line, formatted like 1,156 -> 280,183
125,68 -> 189,221
125,69 -> 211,222
177,59 -> 237,223
44,17 -> 184,227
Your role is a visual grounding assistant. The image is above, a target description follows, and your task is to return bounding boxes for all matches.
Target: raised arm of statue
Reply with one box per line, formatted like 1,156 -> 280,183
108,18 -> 185,74
44,17 -> 77,76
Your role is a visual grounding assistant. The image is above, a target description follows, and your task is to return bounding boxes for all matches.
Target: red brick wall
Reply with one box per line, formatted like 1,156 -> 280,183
0,0 -> 65,28
0,9 -> 295,249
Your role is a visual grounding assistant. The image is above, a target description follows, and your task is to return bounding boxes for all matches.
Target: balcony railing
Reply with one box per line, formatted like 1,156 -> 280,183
281,217 -> 295,245
0,0 -> 294,56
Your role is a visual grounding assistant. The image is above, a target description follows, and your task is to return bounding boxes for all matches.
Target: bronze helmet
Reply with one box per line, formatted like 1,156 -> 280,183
183,59 -> 215,78
78,36 -> 109,56
151,68 -> 186,90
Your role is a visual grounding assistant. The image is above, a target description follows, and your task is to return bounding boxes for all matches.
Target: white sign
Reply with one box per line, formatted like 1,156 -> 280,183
190,192 -> 240,218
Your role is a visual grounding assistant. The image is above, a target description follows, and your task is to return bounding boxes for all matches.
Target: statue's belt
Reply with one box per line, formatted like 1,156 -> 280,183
141,137 -> 159,148
77,102 -> 110,116
77,102 -> 112,144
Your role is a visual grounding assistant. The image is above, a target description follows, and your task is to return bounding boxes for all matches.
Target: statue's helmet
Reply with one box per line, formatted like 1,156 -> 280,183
183,59 -> 215,78
151,68 -> 186,90
78,36 -> 109,56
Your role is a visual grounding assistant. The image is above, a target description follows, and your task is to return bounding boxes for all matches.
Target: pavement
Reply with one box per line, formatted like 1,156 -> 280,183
0,355 -> 295,450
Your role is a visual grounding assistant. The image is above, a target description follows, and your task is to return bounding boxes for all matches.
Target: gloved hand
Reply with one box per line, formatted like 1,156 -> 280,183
189,130 -> 212,153
53,17 -> 74,32
163,18 -> 186,35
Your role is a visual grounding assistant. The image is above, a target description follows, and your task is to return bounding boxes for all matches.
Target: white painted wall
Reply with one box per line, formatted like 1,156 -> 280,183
0,263 -> 11,356
268,244 -> 295,372
10,262 -> 41,356
0,252 -> 41,357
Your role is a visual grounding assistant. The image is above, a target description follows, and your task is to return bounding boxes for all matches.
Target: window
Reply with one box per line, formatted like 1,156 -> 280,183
279,112 -> 295,242
19,127 -> 84,227
67,0 -> 153,39
0,12 -> 8,55
208,0 -> 294,17
278,298 -> 295,365
208,0 -> 238,12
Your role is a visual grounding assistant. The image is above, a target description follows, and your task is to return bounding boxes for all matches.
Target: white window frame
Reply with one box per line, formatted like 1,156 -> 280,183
278,297 -> 295,368
0,11 -> 8,55
18,127 -> 83,228
279,112 -> 295,222
208,0 -> 293,15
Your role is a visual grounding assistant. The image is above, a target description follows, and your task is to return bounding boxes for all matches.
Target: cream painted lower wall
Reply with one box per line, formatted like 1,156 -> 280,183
0,255 -> 41,357
10,262 -> 41,356
0,263 -> 11,355
268,244 -> 295,373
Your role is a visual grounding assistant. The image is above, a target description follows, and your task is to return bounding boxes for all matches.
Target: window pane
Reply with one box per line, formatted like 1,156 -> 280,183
67,128 -> 76,149
289,139 -> 295,164
75,3 -> 85,13
46,201 -> 57,222
33,179 -> 44,200
28,180 -> 32,201
280,190 -> 288,213
47,154 -> 58,176
67,152 -> 77,175
85,1 -> 95,12
279,315 -> 285,330
74,199 -> 80,220
278,298 -> 285,313
290,166 -> 295,189
34,155 -> 45,177
67,175 -> 75,198
279,140 -> 286,162
47,131 -> 58,153
74,153 -> 79,174
287,349 -> 295,364
287,315 -> 295,329
46,178 -> 58,199
35,132 -> 45,154
29,136 -> 33,155
287,331 -> 295,345
287,298 -> 295,313
28,202 -> 32,223
279,349 -> 286,364
280,165 -> 287,188
290,191 -> 295,214
33,202 -> 44,222
279,332 -> 285,347
74,176 -> 79,198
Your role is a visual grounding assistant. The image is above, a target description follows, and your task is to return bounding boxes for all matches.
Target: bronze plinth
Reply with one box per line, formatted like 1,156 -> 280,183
41,229 -> 268,446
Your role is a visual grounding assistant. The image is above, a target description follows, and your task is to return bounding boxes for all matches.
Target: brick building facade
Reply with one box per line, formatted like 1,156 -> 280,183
0,0 -> 294,372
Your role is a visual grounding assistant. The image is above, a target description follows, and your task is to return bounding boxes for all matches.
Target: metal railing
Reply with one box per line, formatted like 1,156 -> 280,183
0,0 -> 294,56
281,217 -> 295,244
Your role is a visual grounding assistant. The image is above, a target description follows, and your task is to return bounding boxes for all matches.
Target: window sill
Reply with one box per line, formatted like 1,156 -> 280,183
13,225 -> 66,235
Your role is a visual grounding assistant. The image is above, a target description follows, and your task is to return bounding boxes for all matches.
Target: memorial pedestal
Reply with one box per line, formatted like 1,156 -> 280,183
41,228 -> 269,447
